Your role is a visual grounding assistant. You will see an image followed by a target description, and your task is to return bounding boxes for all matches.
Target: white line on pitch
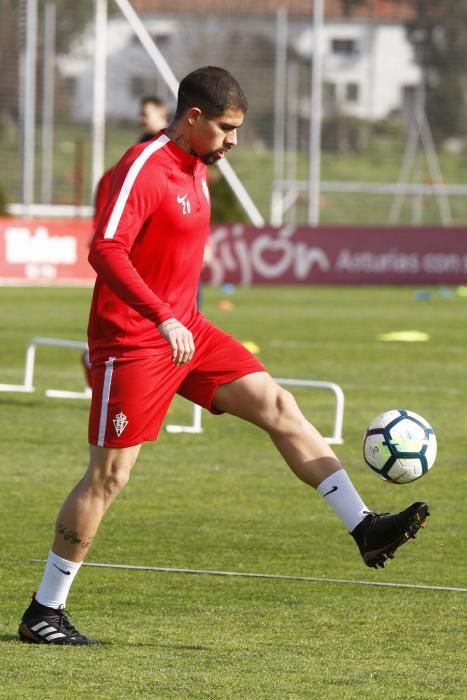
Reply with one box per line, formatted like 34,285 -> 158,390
29,560 -> 466,593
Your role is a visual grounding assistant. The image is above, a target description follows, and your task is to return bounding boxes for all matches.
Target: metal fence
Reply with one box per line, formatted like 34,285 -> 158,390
1,0 -> 467,225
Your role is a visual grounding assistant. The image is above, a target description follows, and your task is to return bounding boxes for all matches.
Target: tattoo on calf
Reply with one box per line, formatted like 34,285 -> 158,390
57,522 -> 93,550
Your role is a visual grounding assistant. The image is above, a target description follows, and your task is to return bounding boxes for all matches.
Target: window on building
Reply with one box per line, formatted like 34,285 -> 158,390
131,33 -> 169,49
150,33 -> 169,51
323,81 -> 337,108
331,38 -> 358,55
345,82 -> 359,102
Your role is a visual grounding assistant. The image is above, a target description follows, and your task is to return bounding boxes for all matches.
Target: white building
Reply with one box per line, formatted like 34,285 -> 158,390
59,12 -> 420,125
295,20 -> 421,120
58,17 -> 177,122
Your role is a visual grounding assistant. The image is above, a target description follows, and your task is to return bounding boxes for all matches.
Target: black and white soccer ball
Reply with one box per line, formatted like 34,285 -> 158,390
363,409 -> 437,484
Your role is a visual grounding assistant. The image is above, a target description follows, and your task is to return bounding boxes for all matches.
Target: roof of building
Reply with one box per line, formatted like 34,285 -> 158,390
130,0 -> 417,20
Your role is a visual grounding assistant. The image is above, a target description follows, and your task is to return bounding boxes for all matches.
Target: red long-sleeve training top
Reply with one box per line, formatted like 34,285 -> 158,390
87,133 -> 211,364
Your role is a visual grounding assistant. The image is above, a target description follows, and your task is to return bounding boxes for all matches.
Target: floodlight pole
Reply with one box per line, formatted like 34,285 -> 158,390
40,0 -> 56,204
270,6 -> 288,225
286,60 -> 299,223
308,0 -> 324,226
21,0 -> 38,213
91,0 -> 108,195
113,0 -> 264,227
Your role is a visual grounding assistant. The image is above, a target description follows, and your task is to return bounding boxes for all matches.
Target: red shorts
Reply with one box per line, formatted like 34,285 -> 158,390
88,316 -> 265,447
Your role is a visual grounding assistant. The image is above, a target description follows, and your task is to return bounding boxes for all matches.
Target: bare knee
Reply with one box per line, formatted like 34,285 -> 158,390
265,386 -> 304,436
101,462 -> 131,500
214,373 -> 307,436
83,446 -> 139,504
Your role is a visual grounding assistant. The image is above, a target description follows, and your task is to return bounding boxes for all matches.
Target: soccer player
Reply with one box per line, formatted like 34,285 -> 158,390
93,96 -> 169,232
18,66 -> 429,646
138,95 -> 168,142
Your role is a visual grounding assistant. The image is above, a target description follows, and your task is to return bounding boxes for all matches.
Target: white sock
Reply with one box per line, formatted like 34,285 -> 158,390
35,551 -> 82,609
317,469 -> 368,532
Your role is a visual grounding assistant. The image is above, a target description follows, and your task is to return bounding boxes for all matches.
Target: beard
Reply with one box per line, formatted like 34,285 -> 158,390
200,150 -> 224,165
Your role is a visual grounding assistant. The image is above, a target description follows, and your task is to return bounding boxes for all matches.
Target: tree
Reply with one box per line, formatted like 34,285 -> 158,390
0,0 -> 110,121
406,0 -> 467,140
209,168 -> 248,224
0,0 -> 22,119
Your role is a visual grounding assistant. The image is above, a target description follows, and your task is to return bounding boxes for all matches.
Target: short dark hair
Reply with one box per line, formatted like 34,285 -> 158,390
174,66 -> 248,120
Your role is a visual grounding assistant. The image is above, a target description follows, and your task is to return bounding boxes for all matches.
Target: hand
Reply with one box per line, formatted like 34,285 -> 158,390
158,318 -> 195,365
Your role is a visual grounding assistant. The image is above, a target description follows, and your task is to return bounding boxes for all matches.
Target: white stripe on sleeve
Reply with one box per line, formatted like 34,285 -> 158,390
104,134 -> 170,240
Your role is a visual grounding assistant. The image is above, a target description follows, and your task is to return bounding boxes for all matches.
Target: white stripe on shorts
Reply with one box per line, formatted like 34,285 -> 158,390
97,357 -> 116,447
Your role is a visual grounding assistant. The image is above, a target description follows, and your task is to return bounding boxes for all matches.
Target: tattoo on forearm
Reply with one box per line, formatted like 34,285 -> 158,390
56,522 -> 93,550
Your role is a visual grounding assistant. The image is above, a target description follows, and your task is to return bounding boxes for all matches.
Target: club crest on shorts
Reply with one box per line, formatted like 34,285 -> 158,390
113,410 -> 128,437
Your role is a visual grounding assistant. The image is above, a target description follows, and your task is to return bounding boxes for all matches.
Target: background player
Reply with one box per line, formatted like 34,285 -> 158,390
93,95 -> 168,230
138,95 -> 168,142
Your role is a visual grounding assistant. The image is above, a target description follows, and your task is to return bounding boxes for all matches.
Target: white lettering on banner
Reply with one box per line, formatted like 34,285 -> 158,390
207,227 -> 467,283
422,253 -> 462,274
294,242 -> 330,278
209,226 -> 252,285
25,263 -> 58,280
251,225 -> 296,278
231,225 -> 253,284
5,226 -> 77,265
336,249 -> 419,274
209,225 -> 330,284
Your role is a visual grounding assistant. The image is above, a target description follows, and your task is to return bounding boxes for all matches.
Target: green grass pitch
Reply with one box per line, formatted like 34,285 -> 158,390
0,284 -> 466,699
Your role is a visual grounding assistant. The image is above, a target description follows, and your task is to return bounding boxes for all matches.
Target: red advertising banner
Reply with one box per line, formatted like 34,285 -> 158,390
203,224 -> 467,285
1,218 -> 467,286
0,217 -> 95,285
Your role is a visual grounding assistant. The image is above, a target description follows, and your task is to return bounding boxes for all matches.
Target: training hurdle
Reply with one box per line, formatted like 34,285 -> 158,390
1,337 -> 345,443
0,336 -> 91,400
166,377 -> 344,444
